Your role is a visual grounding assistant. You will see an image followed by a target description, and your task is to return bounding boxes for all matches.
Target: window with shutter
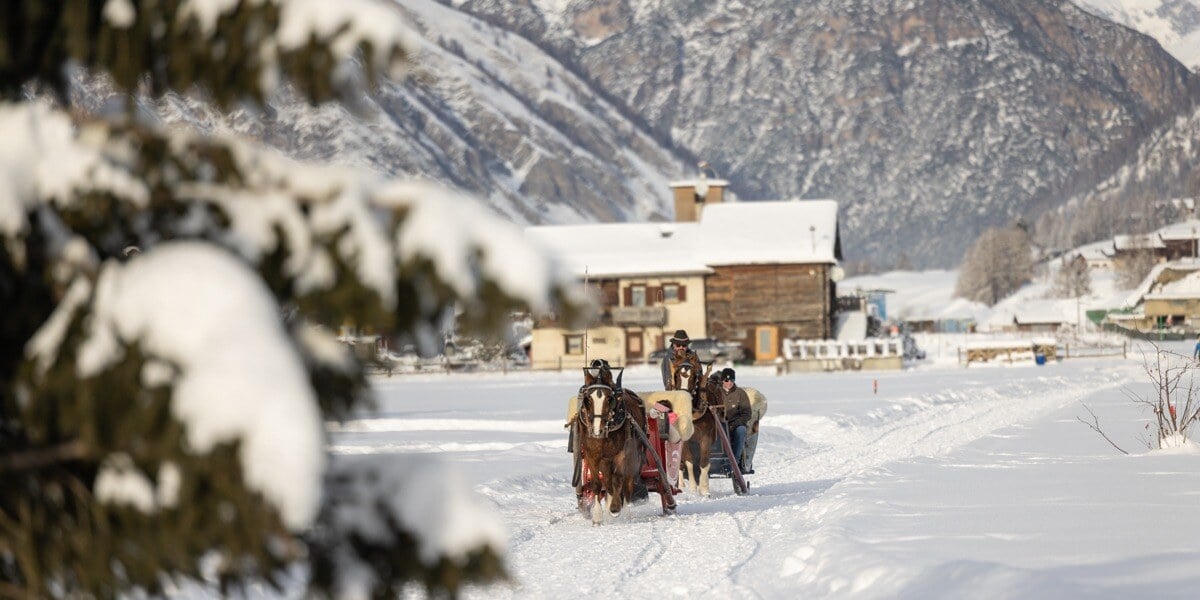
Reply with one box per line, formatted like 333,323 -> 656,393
678,284 -> 687,302
662,283 -> 679,303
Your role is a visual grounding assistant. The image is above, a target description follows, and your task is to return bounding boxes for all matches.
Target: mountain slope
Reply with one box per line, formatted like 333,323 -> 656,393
455,0 -> 1200,267
144,0 -> 689,226
1073,0 -> 1200,70
1035,101 -> 1200,249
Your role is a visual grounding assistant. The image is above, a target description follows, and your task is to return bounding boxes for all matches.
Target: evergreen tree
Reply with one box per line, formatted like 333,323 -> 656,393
954,225 -> 1034,306
0,1 -> 585,597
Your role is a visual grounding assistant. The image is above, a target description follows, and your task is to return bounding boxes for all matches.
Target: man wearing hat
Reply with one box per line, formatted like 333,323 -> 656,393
720,367 -> 752,475
661,329 -> 702,390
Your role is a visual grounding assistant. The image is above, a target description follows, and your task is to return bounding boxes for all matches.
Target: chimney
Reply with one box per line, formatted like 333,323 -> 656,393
669,161 -> 728,222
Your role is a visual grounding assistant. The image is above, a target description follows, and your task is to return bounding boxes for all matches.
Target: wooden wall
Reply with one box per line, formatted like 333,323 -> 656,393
705,263 -> 835,356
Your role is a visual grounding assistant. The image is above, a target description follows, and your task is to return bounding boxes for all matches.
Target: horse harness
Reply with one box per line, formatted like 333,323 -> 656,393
577,383 -> 629,438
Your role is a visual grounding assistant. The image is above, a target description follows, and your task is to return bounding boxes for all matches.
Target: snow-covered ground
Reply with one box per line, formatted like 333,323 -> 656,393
331,341 -> 1200,598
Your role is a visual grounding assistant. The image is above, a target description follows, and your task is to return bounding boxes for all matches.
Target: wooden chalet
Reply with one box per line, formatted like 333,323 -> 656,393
691,200 -> 841,362
526,175 -> 842,369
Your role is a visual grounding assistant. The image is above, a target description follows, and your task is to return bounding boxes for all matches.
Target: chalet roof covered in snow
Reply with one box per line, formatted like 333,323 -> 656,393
525,222 -> 711,278
1011,300 -> 1072,325
697,200 -> 841,266
1123,260 -> 1200,307
1155,219 -> 1200,241
906,297 -> 990,322
1070,240 -> 1114,262
1146,270 -> 1200,300
669,178 -> 730,188
1113,233 -> 1165,250
526,199 -> 840,278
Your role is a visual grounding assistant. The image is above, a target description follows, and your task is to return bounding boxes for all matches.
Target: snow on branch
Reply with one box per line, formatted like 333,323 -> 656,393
78,243 -> 325,529
9,0 -> 418,108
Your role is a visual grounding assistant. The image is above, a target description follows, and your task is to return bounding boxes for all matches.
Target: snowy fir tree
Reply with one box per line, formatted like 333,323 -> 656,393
0,1 -> 585,597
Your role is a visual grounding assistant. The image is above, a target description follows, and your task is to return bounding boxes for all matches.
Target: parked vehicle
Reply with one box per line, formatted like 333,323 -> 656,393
647,337 -> 747,364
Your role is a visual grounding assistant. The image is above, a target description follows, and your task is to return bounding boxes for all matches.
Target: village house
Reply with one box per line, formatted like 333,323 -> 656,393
526,175 -> 842,369
1155,220 -> 1200,261
524,223 -> 711,370
1111,260 -> 1200,332
695,200 -> 841,362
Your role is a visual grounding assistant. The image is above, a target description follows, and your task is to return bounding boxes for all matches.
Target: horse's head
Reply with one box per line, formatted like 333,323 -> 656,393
585,359 -> 616,387
579,382 -> 621,438
672,362 -> 699,395
702,371 -> 724,408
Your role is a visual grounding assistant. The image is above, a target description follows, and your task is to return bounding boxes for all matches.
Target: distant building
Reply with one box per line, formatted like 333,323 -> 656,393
525,223 -> 710,370
526,185 -> 842,368
1113,260 -> 1200,332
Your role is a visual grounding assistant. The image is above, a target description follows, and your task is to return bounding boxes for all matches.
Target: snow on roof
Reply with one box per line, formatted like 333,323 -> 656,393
669,179 -> 730,188
1069,240 -> 1114,262
908,297 -> 990,322
525,222 -> 711,278
1112,233 -> 1164,250
526,199 -> 840,278
1122,260 -> 1200,308
697,200 -> 840,266
1155,219 -> 1200,241
1145,269 -> 1200,300
1011,300 -> 1071,325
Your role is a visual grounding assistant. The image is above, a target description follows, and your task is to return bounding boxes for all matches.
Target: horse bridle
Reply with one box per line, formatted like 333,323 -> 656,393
674,363 -> 710,416
577,383 -> 628,438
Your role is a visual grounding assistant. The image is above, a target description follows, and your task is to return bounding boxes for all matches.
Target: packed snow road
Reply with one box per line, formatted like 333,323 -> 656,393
331,360 -> 1135,597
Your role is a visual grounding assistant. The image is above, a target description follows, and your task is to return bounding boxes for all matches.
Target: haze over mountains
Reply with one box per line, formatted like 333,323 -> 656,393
138,0 -> 1200,270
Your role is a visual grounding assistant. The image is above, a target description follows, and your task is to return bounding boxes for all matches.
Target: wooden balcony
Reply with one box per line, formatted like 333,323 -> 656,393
611,306 -> 668,327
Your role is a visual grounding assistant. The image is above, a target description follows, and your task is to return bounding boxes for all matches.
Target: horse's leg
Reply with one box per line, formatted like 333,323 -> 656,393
698,430 -> 713,496
591,493 -> 605,525
608,474 -> 626,517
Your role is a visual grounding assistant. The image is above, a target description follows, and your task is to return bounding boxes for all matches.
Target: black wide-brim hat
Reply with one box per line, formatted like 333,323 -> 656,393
669,329 -> 690,344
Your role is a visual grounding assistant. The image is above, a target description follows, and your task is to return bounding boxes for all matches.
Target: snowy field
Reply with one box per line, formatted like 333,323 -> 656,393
330,339 -> 1200,598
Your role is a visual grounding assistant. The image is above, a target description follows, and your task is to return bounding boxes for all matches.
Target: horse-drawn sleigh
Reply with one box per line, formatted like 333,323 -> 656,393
566,360 -> 763,523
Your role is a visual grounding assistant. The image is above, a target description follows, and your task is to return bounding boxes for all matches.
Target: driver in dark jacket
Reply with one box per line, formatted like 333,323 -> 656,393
661,329 -> 702,390
720,367 -> 752,474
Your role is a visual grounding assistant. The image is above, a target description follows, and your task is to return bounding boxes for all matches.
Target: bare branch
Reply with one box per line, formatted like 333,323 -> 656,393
1077,402 -> 1129,455
0,440 -> 89,472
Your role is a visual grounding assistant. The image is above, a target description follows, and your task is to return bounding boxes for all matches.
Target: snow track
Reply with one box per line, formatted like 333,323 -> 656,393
347,362 -> 1137,597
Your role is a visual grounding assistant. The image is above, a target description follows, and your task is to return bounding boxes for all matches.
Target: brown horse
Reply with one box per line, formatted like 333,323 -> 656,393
673,362 -> 722,496
573,364 -> 648,524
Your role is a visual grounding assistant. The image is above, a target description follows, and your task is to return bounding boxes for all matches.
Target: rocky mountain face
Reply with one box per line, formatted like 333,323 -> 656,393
451,0 -> 1200,267
135,0 -> 690,227
1035,101 -> 1200,251
1072,0 -> 1200,70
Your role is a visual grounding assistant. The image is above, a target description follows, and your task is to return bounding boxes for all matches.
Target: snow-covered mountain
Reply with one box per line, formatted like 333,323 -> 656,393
139,0 -> 690,226
1073,0 -> 1200,70
1036,100 -> 1200,250
86,0 -> 1200,269
450,0 -> 1200,268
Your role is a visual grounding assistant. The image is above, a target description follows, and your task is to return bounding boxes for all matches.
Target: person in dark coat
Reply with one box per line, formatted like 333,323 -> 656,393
661,329 -> 702,390
719,367 -> 752,474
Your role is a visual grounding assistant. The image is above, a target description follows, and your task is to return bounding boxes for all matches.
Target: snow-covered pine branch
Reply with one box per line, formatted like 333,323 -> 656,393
4,0 -> 418,108
0,1 -> 588,597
